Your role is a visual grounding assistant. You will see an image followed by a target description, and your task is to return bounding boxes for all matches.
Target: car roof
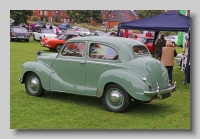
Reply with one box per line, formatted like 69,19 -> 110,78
69,36 -> 144,49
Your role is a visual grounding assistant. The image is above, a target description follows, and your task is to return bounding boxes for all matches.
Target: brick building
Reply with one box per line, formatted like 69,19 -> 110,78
101,10 -> 139,29
29,10 -> 70,23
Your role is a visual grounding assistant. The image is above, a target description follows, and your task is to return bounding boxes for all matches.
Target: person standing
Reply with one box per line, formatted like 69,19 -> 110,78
159,40 -> 177,84
119,29 -> 124,37
31,23 -> 36,33
184,27 -> 190,84
55,25 -> 60,36
49,24 -> 53,29
41,23 -> 46,28
124,29 -> 129,38
145,31 -> 152,37
155,34 -> 166,59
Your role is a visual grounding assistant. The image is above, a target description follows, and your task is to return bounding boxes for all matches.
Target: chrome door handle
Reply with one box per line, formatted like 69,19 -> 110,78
79,61 -> 85,64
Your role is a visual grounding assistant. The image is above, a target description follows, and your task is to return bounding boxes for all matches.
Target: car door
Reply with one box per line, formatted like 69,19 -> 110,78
85,41 -> 120,96
50,41 -> 87,94
34,29 -> 41,40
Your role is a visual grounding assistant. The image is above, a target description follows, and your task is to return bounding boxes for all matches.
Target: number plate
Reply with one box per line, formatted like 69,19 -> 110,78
161,92 -> 171,100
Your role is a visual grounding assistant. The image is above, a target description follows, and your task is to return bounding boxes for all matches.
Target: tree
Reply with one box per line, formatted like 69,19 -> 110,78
136,10 -> 165,19
10,10 -> 33,25
66,10 -> 102,24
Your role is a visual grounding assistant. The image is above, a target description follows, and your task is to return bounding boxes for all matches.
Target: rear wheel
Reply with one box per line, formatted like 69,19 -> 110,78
24,72 -> 45,97
102,84 -> 130,113
55,44 -> 62,52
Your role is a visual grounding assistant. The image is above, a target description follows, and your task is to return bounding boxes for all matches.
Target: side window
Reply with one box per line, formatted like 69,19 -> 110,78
89,43 -> 119,60
62,42 -> 86,57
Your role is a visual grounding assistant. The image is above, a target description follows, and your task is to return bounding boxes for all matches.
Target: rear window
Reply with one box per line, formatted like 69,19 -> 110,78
133,46 -> 149,55
13,28 -> 27,33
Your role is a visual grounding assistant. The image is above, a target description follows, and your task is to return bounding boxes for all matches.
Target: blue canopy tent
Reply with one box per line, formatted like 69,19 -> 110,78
117,10 -> 190,85
117,10 -> 190,56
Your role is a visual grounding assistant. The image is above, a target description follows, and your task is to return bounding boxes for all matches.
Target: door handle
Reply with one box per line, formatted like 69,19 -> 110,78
79,61 -> 85,64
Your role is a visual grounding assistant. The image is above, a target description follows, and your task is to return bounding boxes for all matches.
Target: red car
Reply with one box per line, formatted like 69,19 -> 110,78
40,32 -> 79,52
136,37 -> 154,53
137,37 -> 174,53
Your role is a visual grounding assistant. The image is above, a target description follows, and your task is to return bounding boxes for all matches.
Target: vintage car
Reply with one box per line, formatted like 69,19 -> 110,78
40,32 -> 79,52
32,28 -> 57,41
19,36 -> 176,113
136,37 -> 154,53
10,26 -> 30,42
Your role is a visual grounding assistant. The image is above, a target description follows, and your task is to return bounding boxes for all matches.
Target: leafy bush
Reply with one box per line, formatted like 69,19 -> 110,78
32,16 -> 38,22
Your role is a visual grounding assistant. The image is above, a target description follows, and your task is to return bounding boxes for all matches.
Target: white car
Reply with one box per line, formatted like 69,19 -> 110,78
46,25 -> 62,35
165,35 -> 178,46
32,28 -> 57,41
73,27 -> 90,36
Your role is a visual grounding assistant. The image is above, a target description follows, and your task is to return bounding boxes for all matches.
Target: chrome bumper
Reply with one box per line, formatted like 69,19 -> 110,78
18,78 -> 22,83
144,82 -> 176,99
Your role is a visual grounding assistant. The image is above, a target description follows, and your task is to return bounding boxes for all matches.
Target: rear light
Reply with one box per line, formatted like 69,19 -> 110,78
148,85 -> 152,91
12,32 -> 14,36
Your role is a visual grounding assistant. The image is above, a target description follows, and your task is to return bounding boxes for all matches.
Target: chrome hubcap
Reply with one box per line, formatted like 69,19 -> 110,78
110,91 -> 121,104
106,88 -> 124,108
30,79 -> 38,90
28,76 -> 39,93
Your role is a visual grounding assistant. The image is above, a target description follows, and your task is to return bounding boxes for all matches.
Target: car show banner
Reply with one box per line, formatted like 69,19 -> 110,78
177,10 -> 186,46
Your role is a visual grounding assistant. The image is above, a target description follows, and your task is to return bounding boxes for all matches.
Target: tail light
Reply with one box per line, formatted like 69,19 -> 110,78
12,32 -> 14,36
148,85 -> 152,91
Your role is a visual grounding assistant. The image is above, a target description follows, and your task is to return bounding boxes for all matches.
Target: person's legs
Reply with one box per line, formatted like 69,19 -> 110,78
166,66 -> 173,84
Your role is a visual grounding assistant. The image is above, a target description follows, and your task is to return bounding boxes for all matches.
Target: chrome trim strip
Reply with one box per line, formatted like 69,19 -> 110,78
87,61 -> 130,69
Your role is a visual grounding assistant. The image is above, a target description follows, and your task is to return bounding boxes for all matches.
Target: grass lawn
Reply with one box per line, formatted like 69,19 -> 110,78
10,37 -> 190,129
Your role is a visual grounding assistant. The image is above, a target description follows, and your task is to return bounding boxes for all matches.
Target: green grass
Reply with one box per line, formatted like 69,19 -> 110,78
10,37 -> 190,129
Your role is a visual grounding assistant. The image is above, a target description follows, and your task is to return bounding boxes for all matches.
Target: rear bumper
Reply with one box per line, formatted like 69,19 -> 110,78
144,82 -> 176,100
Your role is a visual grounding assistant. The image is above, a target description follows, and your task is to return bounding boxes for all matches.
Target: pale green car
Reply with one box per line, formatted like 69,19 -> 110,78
19,36 -> 176,113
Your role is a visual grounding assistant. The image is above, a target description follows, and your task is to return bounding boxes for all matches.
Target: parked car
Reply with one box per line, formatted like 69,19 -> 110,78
89,31 -> 108,36
136,37 -> 154,53
19,36 -> 176,113
32,28 -> 57,41
10,26 -> 30,42
74,27 -> 90,36
165,35 -> 178,46
46,25 -> 62,35
129,33 -> 145,40
40,32 -> 79,52
34,21 -> 44,27
59,23 -> 71,31
106,31 -> 117,36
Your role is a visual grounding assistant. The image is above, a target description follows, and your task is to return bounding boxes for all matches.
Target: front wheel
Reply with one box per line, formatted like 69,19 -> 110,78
102,84 -> 130,113
24,72 -> 45,97
55,44 -> 62,52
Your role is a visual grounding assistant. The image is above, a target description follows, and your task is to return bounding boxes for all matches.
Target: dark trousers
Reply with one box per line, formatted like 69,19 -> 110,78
185,65 -> 190,83
166,66 -> 173,82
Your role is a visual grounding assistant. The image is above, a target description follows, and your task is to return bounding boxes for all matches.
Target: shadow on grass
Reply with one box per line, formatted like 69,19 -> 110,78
42,91 -> 102,108
126,100 -> 174,114
40,91 -> 174,114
